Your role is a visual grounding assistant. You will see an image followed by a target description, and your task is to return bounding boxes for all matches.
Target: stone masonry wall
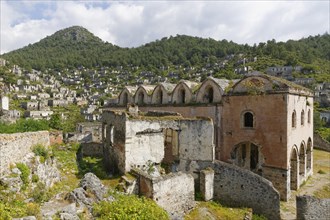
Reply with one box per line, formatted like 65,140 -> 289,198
263,165 -> 290,201
0,131 -> 50,174
314,132 -> 330,152
296,195 -> 330,220
138,171 -> 195,218
212,161 -> 281,220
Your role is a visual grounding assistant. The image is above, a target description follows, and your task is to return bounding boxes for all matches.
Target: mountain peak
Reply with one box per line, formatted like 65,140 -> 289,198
50,26 -> 103,43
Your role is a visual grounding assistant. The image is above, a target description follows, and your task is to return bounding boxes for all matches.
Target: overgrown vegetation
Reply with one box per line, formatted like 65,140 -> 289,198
0,118 -> 49,134
314,103 -> 330,142
78,156 -> 108,179
93,194 -> 169,220
32,144 -> 50,162
16,163 -> 30,187
0,104 -> 84,133
185,201 -> 267,220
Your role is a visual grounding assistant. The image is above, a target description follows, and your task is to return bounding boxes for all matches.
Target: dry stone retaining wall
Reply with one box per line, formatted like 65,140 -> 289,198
0,131 -> 50,174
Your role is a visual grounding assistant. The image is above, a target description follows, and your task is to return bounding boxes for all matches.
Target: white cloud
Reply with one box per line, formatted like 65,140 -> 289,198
0,0 -> 329,54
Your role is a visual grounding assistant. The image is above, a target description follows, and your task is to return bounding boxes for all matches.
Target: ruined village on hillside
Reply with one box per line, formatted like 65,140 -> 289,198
0,55 -> 330,220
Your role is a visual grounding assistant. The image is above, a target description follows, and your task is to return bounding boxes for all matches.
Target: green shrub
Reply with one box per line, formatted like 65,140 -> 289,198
16,163 -> 30,186
93,194 -> 169,220
32,144 -> 49,160
32,174 -> 39,183
31,182 -> 50,203
0,202 -> 11,220
0,118 -> 49,133
26,203 -> 40,217
2,200 -> 27,218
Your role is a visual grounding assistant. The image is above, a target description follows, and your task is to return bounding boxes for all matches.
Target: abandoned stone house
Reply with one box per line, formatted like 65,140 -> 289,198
103,72 -> 313,203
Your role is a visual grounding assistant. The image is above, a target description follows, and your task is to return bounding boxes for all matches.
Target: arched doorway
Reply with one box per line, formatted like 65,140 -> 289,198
306,138 -> 312,174
231,142 -> 264,174
290,146 -> 299,190
299,142 -> 306,181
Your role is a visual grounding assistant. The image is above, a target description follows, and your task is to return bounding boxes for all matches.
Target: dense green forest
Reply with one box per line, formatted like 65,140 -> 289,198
1,26 -> 329,81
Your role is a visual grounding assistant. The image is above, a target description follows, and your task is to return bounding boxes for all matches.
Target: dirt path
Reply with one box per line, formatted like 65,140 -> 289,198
280,150 -> 330,220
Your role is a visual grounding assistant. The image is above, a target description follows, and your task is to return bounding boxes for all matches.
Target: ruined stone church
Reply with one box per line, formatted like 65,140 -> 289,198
102,72 -> 313,207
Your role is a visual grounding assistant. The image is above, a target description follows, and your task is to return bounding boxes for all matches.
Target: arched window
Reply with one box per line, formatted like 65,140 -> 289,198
307,109 -> 311,124
244,112 -> 254,128
123,93 -> 128,105
292,110 -> 296,128
158,90 -> 163,104
180,89 -> 186,104
138,92 -> 144,105
301,110 -> 305,126
206,87 -> 214,103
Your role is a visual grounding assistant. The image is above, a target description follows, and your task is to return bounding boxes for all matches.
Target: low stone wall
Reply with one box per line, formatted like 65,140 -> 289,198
212,161 -> 281,220
296,195 -> 330,220
0,131 -> 50,174
314,132 -> 330,152
135,170 -> 195,218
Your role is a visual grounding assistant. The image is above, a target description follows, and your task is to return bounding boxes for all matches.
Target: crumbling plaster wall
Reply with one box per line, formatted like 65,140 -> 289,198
137,170 -> 195,218
178,119 -> 214,161
0,131 -> 50,174
140,105 -> 222,159
125,119 -> 178,171
212,161 -> 281,220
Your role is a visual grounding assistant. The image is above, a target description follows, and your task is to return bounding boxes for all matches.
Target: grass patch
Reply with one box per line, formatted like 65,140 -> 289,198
313,149 -> 330,174
77,156 -> 109,179
313,184 -> 330,199
185,201 -> 252,220
93,194 -> 169,220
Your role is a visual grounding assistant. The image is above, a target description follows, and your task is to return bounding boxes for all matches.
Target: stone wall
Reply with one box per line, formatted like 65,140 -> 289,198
262,165 -> 290,201
49,130 -> 63,145
200,168 -> 214,201
0,131 -> 50,174
212,161 -> 281,220
137,170 -> 195,218
79,142 -> 103,157
296,195 -> 330,220
314,132 -> 330,152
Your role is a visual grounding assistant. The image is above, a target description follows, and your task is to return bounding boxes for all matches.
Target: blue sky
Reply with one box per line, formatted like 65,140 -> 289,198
1,0 -> 329,54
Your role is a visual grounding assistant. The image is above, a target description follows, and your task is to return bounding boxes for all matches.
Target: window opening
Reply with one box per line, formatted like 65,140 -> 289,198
244,112 -> 254,127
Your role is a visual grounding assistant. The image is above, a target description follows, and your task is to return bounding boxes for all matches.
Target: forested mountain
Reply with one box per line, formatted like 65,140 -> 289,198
1,26 -> 329,81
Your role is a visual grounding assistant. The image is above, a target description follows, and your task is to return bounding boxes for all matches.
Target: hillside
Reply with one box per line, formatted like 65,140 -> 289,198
1,26 -> 329,82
